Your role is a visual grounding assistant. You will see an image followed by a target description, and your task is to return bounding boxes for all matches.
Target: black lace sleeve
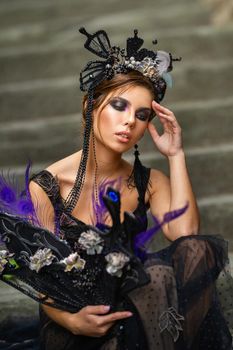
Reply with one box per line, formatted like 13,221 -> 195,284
30,170 -> 64,234
30,170 -> 63,209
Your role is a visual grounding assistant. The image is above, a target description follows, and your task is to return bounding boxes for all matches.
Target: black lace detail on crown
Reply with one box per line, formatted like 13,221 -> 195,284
78,27 -> 181,102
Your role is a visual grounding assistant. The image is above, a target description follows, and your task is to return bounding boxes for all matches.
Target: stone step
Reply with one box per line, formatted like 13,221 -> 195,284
0,282 -> 38,324
0,1 -> 209,44
1,23 -> 232,65
1,97 -> 232,162
1,27 -> 233,84
198,201 -> 233,251
0,61 -> 232,122
0,0 -> 196,16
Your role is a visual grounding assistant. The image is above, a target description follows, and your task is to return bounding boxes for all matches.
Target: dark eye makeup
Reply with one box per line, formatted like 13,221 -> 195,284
109,98 -> 127,111
109,97 -> 153,122
136,109 -> 153,121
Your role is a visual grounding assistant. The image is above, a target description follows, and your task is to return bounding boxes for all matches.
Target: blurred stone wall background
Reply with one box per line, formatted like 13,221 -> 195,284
0,0 -> 233,346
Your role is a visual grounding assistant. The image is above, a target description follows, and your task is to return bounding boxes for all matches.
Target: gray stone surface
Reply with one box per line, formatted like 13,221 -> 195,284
0,282 -> 38,324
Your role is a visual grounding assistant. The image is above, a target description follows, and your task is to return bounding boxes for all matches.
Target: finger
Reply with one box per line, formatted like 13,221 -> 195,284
156,111 -> 176,121
98,311 -> 133,326
156,115 -> 170,125
152,101 -> 173,116
95,323 -> 115,337
156,112 -> 180,129
148,122 -> 160,140
85,305 -> 111,315
103,322 -> 114,332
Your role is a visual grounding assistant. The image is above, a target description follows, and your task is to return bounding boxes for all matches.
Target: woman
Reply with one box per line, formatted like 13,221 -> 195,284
1,28 -> 231,349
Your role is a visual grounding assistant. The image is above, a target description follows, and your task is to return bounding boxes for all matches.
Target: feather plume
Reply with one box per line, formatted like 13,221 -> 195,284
0,162 -> 38,224
92,177 -> 122,225
133,203 -> 189,253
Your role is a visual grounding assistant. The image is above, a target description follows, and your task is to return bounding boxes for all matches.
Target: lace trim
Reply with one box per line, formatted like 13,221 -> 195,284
30,170 -> 62,207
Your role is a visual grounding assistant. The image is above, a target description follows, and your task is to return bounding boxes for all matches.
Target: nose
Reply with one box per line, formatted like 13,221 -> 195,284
123,110 -> 136,128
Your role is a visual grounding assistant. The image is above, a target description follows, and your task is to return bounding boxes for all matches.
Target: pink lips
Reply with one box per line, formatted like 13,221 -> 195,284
115,131 -> 131,143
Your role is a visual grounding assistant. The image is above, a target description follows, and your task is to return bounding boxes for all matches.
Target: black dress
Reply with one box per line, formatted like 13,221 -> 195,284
30,168 -> 233,350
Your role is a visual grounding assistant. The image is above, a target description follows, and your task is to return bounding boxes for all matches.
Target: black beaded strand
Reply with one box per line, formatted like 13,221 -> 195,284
64,88 -> 94,213
92,132 -> 100,223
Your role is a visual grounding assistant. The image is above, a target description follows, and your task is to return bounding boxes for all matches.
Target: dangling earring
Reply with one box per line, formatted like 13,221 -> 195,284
127,144 -> 143,188
133,143 -> 143,177
134,144 -> 140,162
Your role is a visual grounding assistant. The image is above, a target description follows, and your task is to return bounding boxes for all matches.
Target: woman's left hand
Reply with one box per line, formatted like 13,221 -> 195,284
148,101 -> 183,157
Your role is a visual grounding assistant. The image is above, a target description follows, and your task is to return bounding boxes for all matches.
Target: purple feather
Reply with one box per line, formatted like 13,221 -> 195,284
0,186 -> 16,204
0,162 -> 38,224
92,177 -> 122,224
163,203 -> 188,224
134,221 -> 162,249
134,202 -> 189,251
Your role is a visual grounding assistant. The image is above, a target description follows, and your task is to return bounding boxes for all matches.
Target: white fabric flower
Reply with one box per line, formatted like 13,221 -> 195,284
61,252 -> 86,272
29,248 -> 55,273
0,250 -> 13,274
105,252 -> 130,277
78,230 -> 104,255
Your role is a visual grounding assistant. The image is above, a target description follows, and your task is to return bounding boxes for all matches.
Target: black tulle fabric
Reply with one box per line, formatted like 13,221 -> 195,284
29,169 -> 233,350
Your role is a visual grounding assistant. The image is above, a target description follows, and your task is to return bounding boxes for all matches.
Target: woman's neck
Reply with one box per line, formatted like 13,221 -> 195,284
86,138 -> 123,179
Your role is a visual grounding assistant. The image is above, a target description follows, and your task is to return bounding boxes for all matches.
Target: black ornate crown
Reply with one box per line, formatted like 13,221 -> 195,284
79,27 -> 181,102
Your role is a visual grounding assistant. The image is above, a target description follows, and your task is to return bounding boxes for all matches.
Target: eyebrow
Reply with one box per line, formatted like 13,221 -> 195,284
112,97 -> 152,111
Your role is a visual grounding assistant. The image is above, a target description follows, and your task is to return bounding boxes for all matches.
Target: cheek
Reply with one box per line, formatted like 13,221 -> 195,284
135,123 -> 148,140
97,106 -> 120,130
93,107 -> 115,139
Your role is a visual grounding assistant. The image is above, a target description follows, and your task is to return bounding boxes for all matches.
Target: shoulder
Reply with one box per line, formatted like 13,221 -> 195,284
40,151 -> 82,192
29,179 -> 56,232
149,168 -> 170,196
29,151 -> 80,209
46,151 -> 81,182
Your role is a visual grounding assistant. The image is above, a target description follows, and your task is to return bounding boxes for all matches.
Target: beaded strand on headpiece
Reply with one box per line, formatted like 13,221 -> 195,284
64,88 -> 94,213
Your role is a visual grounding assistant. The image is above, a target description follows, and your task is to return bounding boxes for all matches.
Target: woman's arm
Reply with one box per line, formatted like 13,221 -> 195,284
148,101 -> 200,241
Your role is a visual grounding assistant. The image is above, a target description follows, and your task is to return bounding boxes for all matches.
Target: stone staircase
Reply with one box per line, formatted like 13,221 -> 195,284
0,0 -> 233,343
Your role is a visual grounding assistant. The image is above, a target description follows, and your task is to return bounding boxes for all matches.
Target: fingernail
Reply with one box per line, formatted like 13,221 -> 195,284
126,312 -> 133,317
104,305 -> 110,311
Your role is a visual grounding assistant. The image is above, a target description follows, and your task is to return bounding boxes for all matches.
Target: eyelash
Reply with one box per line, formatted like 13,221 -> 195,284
110,100 -> 150,121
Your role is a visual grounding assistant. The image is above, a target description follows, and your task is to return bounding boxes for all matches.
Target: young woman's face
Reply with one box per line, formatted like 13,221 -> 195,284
93,85 -> 154,154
